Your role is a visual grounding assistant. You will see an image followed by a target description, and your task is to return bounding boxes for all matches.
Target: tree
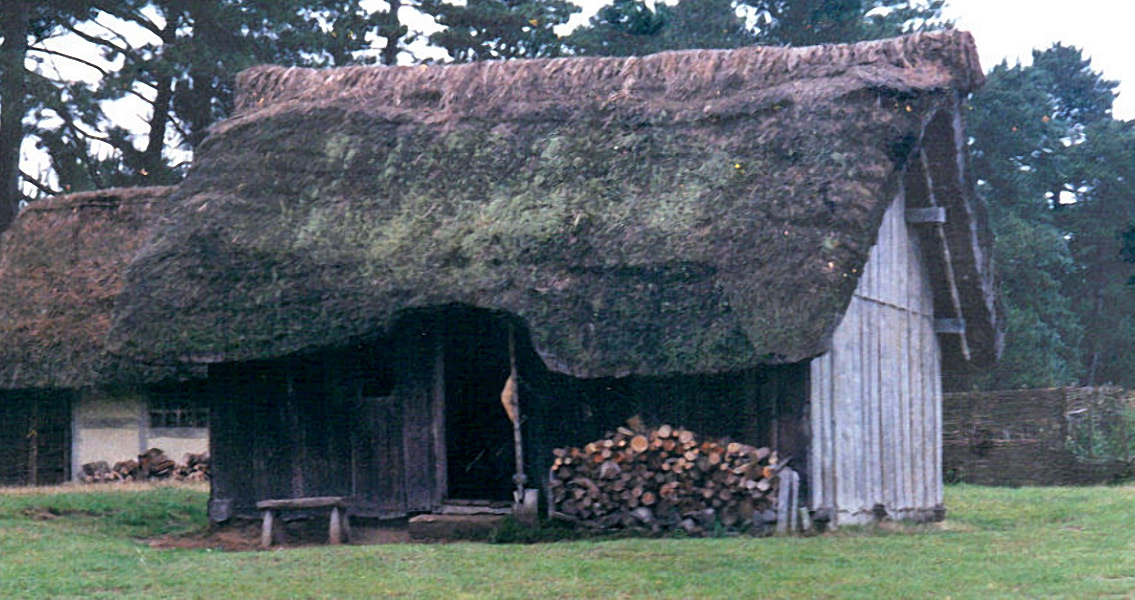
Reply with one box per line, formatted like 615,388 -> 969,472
568,0 -> 754,56
1,1 -> 103,232
0,0 -> 32,233
957,44 -> 1135,389
4,0 -> 406,228
419,0 -> 580,62
566,0 -> 946,57
1031,43 -> 1119,126
959,59 -> 1086,389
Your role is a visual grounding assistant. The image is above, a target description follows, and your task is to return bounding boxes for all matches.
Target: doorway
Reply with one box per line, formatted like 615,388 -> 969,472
442,309 -> 516,502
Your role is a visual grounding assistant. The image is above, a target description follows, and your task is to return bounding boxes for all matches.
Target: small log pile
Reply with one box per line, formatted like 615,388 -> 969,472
78,449 -> 210,484
549,423 -> 781,535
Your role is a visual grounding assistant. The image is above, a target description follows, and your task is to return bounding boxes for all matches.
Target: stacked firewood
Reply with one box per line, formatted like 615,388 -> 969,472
549,423 -> 781,535
78,449 -> 210,484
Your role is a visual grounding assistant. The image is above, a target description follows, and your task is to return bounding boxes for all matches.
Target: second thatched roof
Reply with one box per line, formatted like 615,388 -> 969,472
108,31 -> 996,377
0,187 -> 201,390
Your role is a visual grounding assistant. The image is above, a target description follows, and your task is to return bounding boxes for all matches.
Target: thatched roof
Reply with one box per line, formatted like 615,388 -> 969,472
0,188 -> 201,389
108,31 -> 997,377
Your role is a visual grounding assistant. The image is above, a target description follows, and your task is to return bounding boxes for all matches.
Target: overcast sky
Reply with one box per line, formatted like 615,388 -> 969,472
566,0 -> 1134,119
942,0 -> 1132,119
20,0 -> 1134,194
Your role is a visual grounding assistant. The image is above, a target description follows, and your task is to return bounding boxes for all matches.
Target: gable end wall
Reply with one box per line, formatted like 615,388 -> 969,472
808,191 -> 943,525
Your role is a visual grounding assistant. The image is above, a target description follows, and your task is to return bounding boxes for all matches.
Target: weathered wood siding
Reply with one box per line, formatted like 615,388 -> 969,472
0,391 -> 71,486
809,193 -> 943,525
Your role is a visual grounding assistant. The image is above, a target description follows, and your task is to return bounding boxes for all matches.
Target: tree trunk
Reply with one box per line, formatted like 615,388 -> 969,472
140,17 -> 179,180
0,0 -> 30,233
380,0 -> 403,66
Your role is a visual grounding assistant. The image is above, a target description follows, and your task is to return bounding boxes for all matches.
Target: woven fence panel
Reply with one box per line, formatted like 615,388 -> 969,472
943,387 -> 1134,486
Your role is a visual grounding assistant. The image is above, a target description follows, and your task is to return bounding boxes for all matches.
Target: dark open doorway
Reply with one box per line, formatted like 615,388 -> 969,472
442,309 -> 516,502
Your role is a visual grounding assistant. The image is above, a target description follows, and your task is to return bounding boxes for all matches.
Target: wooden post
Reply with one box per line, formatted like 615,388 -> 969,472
27,399 -> 38,486
329,506 -> 343,545
260,509 -> 283,549
431,337 -> 447,509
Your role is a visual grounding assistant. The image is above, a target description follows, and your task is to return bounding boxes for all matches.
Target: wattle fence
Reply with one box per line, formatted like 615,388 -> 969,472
943,386 -> 1135,486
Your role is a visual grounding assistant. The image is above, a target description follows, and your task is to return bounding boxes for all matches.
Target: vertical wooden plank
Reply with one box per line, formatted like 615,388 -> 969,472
285,371 -> 306,498
27,399 -> 39,486
922,315 -> 936,508
899,199 -> 915,514
930,317 -> 944,506
809,355 -> 826,509
857,296 -> 870,513
866,297 -> 882,510
70,394 -> 80,482
832,299 -> 859,518
400,323 -> 436,513
431,338 -> 447,507
882,205 -> 900,514
905,207 -> 925,512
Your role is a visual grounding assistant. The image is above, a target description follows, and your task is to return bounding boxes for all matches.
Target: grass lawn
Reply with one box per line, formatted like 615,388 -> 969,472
2,484 -> 1135,599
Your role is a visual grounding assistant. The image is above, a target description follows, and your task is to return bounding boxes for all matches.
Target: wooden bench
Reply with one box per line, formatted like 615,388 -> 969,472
256,496 -> 351,549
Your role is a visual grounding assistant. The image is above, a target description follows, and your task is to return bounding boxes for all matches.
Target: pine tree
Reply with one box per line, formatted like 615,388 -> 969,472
7,0 -> 398,217
960,60 -> 1086,389
568,0 -> 754,56
419,0 -> 580,62
567,0 -> 946,57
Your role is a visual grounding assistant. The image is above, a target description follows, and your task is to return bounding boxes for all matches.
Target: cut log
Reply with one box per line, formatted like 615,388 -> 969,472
549,426 -> 779,535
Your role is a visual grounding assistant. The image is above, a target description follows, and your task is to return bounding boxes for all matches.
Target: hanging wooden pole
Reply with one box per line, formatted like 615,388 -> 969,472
502,323 -> 526,495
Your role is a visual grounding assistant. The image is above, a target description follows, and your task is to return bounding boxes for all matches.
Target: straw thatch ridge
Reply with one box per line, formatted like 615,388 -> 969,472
231,30 -> 983,124
0,187 -> 201,389
108,31 -> 995,377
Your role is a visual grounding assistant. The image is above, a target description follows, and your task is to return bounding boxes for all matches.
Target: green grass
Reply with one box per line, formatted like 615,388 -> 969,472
3,484 -> 1135,599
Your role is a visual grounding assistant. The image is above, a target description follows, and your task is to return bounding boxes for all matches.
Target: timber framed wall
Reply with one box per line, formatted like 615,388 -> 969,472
809,192 -> 943,525
0,391 -> 72,486
205,306 -> 808,523
70,388 -> 209,481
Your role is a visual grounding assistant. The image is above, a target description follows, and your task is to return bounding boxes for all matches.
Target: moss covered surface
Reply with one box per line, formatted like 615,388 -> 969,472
0,188 -> 200,389
109,33 -> 988,376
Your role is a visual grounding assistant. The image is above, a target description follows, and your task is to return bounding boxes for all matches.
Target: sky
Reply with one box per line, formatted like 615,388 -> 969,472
942,0 -> 1133,119
18,0 -> 1134,195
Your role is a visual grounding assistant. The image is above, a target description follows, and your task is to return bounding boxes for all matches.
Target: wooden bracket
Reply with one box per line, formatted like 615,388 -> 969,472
934,318 -> 966,334
906,207 -> 947,224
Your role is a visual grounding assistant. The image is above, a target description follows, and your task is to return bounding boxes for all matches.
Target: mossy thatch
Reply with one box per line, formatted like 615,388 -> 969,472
108,31 -> 996,377
0,188 -> 201,389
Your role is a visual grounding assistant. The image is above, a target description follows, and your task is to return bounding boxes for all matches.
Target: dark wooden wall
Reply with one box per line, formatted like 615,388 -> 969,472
206,308 -> 809,522
0,390 -> 72,486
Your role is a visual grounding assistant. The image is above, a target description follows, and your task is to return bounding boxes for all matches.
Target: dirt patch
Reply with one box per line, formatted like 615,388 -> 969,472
20,506 -> 114,520
148,518 -> 411,552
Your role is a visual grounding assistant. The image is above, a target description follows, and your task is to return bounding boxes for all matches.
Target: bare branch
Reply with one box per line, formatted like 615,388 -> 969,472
90,2 -> 165,39
60,21 -> 144,65
167,113 -> 192,143
19,170 -> 62,196
27,46 -> 111,78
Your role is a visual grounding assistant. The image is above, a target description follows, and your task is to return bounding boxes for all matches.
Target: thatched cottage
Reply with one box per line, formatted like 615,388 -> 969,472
106,31 -> 997,526
0,188 -> 207,485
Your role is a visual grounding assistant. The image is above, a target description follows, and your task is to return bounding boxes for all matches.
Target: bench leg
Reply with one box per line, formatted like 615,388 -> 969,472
261,510 -> 275,549
329,506 -> 344,545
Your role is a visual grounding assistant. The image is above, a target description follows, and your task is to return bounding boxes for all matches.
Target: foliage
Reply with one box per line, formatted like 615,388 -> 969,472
1066,399 -> 1135,463
7,484 -> 1135,597
418,0 -> 580,62
567,0 -> 947,56
754,0 -> 949,46
957,44 -> 1135,389
567,0 -> 754,56
2,0 -> 408,233
959,60 -> 1084,389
